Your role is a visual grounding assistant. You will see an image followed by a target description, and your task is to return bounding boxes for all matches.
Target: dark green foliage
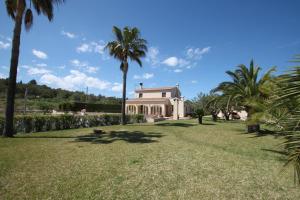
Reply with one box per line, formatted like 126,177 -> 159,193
0,78 -> 122,114
38,101 -> 55,114
58,102 -> 121,113
195,108 -> 204,124
0,78 -> 122,105
0,114 -> 145,134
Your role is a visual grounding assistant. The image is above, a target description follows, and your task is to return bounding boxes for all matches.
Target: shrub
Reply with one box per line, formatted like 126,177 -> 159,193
0,114 -> 145,135
58,102 -> 121,113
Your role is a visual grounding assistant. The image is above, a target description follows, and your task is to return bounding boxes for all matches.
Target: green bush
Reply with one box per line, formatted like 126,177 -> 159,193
0,114 -> 145,135
58,102 -> 121,113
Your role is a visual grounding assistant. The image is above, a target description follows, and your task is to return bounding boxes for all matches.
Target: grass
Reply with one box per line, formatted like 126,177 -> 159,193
0,119 -> 299,199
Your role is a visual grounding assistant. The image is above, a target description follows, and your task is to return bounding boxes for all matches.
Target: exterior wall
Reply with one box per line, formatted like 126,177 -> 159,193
170,97 -> 185,119
134,87 -> 180,99
135,91 -> 172,98
217,110 -> 248,121
237,110 -> 248,121
178,100 -> 185,118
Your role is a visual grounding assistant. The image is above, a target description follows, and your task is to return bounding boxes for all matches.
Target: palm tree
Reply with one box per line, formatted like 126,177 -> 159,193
275,55 -> 300,184
3,0 -> 64,137
213,60 -> 275,133
106,26 -> 147,125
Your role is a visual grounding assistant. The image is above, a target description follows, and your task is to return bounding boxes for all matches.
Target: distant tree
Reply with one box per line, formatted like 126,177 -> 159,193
38,101 -> 55,114
106,26 -> 147,125
28,79 -> 37,85
3,0 -> 64,137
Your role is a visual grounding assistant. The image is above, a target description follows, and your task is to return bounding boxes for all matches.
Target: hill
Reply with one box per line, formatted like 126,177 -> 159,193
0,78 -> 121,114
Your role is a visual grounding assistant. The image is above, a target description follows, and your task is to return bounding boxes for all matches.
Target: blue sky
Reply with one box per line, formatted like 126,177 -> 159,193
0,0 -> 300,99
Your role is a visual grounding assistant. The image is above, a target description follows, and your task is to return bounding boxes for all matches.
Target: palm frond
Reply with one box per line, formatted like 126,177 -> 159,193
106,26 -> 147,69
5,0 -> 16,19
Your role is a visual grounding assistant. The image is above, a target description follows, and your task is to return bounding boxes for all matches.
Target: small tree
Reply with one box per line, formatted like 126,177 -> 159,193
38,102 -> 54,114
195,108 -> 204,124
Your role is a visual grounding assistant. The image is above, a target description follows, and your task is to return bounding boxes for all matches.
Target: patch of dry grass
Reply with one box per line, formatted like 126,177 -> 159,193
0,119 -> 299,199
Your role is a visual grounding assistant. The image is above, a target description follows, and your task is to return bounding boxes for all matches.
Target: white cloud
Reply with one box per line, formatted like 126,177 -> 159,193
36,63 -> 47,67
174,69 -> 183,73
0,41 -> 10,49
61,30 -> 76,39
27,67 -> 51,75
133,73 -> 154,80
191,80 -> 198,84
76,43 -> 92,53
70,59 -> 88,67
70,59 -> 99,73
162,57 -> 179,67
146,47 -> 159,65
40,70 -> 111,91
143,73 -> 154,79
186,46 -> 211,59
91,41 -> 105,55
86,66 -> 98,73
76,41 -> 105,55
178,58 -> 190,68
162,57 -> 190,68
32,49 -> 48,59
162,46 -> 210,73
111,83 -> 123,92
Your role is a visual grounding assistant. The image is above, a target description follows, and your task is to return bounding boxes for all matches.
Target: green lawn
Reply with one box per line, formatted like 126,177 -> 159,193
0,119 -> 299,199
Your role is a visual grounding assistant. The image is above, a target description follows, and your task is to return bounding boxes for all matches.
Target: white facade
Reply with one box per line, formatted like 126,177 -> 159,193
126,84 -> 188,120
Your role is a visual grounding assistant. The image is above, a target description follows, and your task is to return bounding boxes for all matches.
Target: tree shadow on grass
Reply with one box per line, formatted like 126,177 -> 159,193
14,135 -> 77,139
201,122 -> 216,126
73,131 -> 164,144
155,122 -> 196,127
247,129 -> 283,139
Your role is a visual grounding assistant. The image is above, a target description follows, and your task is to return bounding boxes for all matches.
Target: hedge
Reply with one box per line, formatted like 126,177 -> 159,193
0,114 -> 145,134
58,102 -> 121,113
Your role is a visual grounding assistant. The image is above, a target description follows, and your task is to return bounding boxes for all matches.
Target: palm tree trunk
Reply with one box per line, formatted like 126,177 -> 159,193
245,109 -> 260,133
198,116 -> 203,124
3,2 -> 24,137
121,70 -> 127,125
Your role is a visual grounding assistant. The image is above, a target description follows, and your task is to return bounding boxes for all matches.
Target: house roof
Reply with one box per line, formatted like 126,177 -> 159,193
135,86 -> 178,92
126,98 -> 171,104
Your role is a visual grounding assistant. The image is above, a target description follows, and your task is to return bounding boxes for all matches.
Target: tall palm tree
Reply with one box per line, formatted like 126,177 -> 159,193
106,26 -> 147,125
213,60 -> 275,133
3,0 -> 64,137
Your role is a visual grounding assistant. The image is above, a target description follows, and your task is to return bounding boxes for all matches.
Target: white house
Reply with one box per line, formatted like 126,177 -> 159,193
126,83 -> 190,120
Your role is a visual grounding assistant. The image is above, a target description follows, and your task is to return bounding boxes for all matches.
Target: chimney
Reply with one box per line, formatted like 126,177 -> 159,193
139,82 -> 143,89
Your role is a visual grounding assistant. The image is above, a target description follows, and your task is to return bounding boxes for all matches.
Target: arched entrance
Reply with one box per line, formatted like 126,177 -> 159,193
138,105 -> 149,115
127,105 -> 136,114
150,105 -> 162,116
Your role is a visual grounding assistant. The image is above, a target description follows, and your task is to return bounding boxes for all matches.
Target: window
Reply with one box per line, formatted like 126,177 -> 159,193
162,92 -> 166,97
139,93 -> 143,98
